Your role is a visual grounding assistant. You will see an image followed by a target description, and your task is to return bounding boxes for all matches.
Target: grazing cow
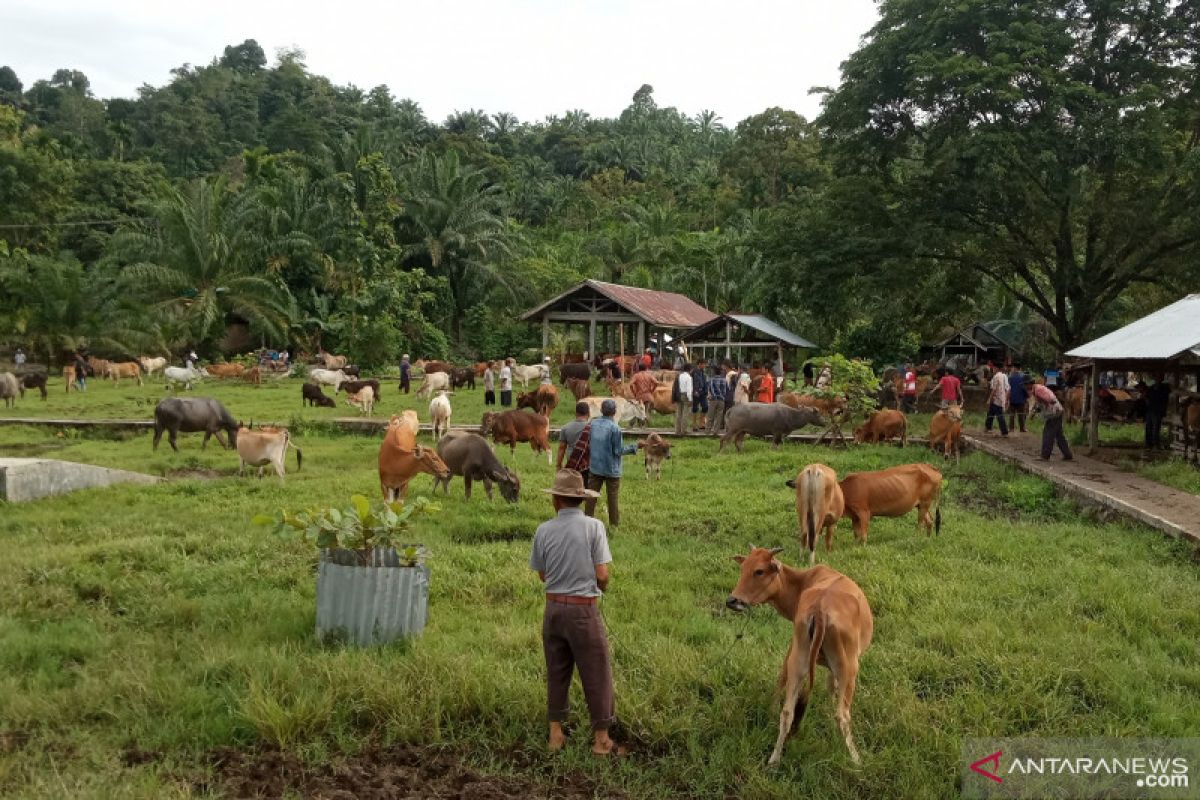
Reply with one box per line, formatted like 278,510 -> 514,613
450,367 -> 476,390
205,363 -> 245,379
726,547 -> 873,766
0,372 -> 19,408
63,365 -> 77,392
138,356 -> 167,375
785,464 -> 845,564
317,351 -> 348,370
928,405 -> 963,462
106,361 -> 144,386
511,364 -> 545,388
302,382 -> 336,407
605,378 -> 635,400
639,432 -> 671,479
338,378 -> 382,402
345,385 -> 375,416
839,464 -> 943,542
341,365 -> 360,378
379,414 -> 451,501
236,425 -> 302,482
415,371 -> 451,398
164,366 -> 206,391
517,384 -> 559,416
559,362 -> 591,384
473,362 -> 489,377
719,403 -> 824,452
432,431 -> 521,502
429,391 -> 453,440
309,367 -> 348,392
21,372 -> 48,400
244,366 -> 262,385
480,410 -> 552,462
779,392 -> 846,419
1180,396 -> 1200,462
420,360 -> 452,375
87,357 -> 112,379
580,396 -> 647,427
153,397 -> 239,451
395,410 -> 420,437
566,377 -> 591,402
853,410 -> 908,446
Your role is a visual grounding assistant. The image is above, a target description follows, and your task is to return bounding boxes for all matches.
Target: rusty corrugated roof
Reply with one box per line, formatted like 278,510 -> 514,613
521,279 -> 716,329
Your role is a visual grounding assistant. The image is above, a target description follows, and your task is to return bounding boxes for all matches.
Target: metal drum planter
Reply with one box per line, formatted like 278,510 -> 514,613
316,547 -> 429,646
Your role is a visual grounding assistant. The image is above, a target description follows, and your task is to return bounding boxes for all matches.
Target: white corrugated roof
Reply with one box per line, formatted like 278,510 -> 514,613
1065,294 -> 1200,360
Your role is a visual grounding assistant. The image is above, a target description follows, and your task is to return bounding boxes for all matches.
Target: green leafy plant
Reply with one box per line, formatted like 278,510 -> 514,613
254,494 -> 436,565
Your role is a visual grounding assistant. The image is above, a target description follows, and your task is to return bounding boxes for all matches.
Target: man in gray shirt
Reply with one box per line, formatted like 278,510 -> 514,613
555,401 -> 590,469
530,469 -> 619,756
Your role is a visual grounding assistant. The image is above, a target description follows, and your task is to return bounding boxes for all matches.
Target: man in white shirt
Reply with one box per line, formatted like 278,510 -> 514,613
500,358 -> 514,407
673,364 -> 693,435
985,364 -> 1011,436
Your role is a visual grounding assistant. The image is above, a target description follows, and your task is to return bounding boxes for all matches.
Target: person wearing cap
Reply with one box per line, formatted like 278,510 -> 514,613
400,354 -> 412,394
584,398 -> 639,527
531,469 -> 619,756
500,358 -> 514,406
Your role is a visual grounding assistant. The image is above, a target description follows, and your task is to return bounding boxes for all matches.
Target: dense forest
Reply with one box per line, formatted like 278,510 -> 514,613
2,0 -> 1198,368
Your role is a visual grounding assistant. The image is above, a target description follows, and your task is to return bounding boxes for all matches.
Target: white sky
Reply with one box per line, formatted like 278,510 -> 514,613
3,0 -> 879,125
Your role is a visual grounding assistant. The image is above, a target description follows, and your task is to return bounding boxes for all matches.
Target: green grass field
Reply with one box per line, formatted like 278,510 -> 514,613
2,376 -> 1199,798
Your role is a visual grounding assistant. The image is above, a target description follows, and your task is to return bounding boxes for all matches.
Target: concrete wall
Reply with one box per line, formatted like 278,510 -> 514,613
0,458 -> 160,503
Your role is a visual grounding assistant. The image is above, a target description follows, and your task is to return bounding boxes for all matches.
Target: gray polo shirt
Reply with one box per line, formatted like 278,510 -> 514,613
530,508 -> 612,597
558,419 -> 587,448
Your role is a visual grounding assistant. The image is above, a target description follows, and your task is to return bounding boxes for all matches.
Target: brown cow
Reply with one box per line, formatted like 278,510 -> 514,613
421,360 -> 452,375
566,377 -> 592,402
643,383 -> 675,416
639,432 -> 671,479
480,410 -> 552,462
379,414 -> 451,501
853,410 -> 907,446
206,363 -> 245,379
839,464 -> 942,542
473,361 -> 490,377
87,357 -> 112,378
785,464 -> 845,564
779,391 -> 846,418
726,547 -> 873,766
244,366 -> 262,385
1062,386 -> 1085,423
606,377 -> 635,400
1181,396 -> 1200,461
106,361 -> 144,386
517,384 -> 559,417
928,405 -> 963,462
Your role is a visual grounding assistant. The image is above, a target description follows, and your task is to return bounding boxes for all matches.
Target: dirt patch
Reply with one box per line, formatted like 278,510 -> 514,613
203,743 -> 620,799
165,468 -> 224,480
0,730 -> 30,754
947,471 -> 1022,521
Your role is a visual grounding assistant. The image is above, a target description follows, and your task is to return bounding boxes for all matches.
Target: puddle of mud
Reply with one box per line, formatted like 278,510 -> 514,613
201,743 -> 619,800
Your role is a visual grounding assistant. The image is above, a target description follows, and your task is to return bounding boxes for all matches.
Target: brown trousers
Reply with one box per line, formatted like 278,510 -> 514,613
585,475 -> 621,527
542,602 -> 614,731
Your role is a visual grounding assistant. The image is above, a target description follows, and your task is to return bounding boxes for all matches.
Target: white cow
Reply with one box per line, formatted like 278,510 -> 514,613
236,426 -> 302,482
511,364 -> 546,388
138,356 -> 167,375
415,371 -> 451,398
309,368 -> 348,391
164,366 -> 207,391
581,396 -> 648,427
429,391 -> 452,440
345,385 -> 375,415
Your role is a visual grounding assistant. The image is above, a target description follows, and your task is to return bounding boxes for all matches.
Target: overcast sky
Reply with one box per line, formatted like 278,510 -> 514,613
3,0 -> 879,125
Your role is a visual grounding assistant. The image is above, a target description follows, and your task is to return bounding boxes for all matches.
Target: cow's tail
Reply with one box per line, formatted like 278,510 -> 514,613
804,467 -> 821,558
901,416 -> 908,447
806,611 -> 826,694
933,477 -> 943,536
289,431 -> 303,472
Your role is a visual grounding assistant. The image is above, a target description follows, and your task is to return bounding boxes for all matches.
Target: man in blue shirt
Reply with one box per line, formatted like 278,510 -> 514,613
400,354 -> 412,394
584,399 -> 640,528
1007,363 -> 1028,433
706,363 -> 730,434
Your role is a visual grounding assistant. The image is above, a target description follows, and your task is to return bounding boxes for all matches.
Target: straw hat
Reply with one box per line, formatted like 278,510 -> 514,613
542,469 -> 600,499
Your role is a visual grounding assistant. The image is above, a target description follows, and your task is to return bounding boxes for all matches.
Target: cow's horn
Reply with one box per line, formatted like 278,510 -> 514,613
768,546 -> 785,556
749,543 -> 758,551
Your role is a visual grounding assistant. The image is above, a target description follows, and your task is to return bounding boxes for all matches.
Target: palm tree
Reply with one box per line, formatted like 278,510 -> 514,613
113,177 -> 293,349
397,151 -> 515,343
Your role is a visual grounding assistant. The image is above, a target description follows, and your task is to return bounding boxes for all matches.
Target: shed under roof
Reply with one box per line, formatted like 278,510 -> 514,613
1066,294 -> 1200,361
520,279 -> 716,329
681,313 -> 817,348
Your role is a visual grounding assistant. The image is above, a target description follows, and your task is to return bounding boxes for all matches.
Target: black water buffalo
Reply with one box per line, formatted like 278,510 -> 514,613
432,431 -> 521,502
302,382 -> 336,407
559,362 -> 591,384
450,367 -> 476,390
719,402 -> 824,453
20,372 -> 48,400
153,397 -> 239,451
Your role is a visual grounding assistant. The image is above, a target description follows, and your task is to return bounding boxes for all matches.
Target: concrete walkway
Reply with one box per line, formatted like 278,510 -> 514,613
964,431 -> 1200,544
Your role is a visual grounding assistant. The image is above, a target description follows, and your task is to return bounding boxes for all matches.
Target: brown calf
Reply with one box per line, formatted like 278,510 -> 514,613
106,361 -> 144,386
928,405 -> 963,462
378,415 -> 451,501
839,463 -> 942,542
566,377 -> 591,402
639,432 -> 671,479
853,409 -> 907,446
517,384 -> 559,416
726,547 -> 873,766
785,464 -> 844,564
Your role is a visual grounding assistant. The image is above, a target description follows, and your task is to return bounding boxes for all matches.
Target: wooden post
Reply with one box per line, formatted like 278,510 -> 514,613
588,318 -> 597,362
725,319 -> 732,361
777,342 -> 784,385
1087,362 -> 1101,453
542,316 -> 550,355
636,320 -> 645,356
619,323 -> 625,375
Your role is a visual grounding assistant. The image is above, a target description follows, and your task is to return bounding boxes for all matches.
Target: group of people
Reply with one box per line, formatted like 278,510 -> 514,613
482,359 -> 519,407
981,363 -> 1074,460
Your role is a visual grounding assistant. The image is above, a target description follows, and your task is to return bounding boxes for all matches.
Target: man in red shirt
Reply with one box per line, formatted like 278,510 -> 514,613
902,362 -> 918,413
936,369 -> 963,408
640,349 -> 653,370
